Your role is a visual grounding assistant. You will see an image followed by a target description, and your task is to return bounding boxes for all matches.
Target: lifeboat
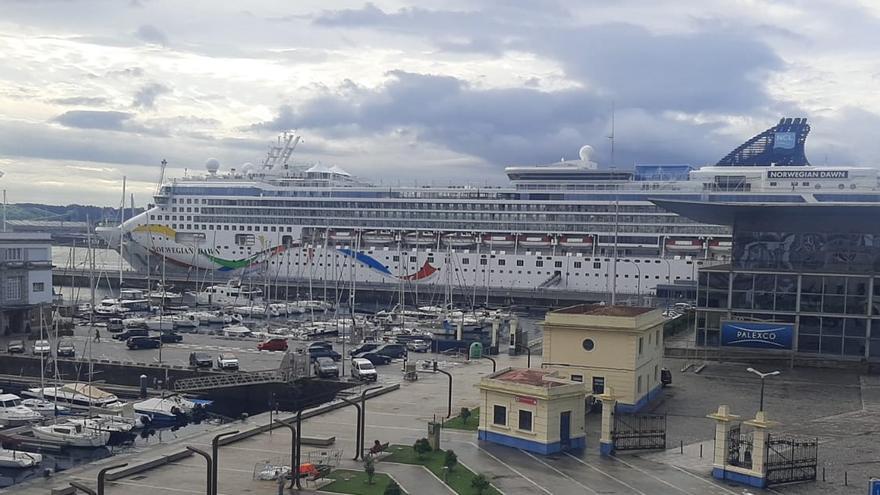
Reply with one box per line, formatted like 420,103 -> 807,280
482,234 -> 515,247
328,230 -> 356,243
518,235 -> 553,248
665,239 -> 703,252
708,239 -> 732,253
559,235 -> 593,248
442,233 -> 476,247
404,232 -> 437,246
362,230 -> 396,244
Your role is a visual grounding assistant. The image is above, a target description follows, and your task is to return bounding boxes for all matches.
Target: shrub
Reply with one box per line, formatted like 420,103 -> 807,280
384,480 -> 401,495
443,449 -> 458,472
471,473 -> 491,494
460,407 -> 471,425
363,456 -> 375,485
413,438 -> 432,459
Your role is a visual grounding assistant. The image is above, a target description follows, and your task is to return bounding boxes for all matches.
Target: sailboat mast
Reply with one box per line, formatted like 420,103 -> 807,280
118,176 -> 126,294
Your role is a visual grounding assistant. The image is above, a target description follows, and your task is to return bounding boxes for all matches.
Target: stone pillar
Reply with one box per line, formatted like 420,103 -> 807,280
427,421 -> 441,451
508,317 -> 519,356
744,410 -> 777,486
706,405 -> 740,475
491,318 -> 500,349
597,387 -> 617,456
456,321 -> 463,341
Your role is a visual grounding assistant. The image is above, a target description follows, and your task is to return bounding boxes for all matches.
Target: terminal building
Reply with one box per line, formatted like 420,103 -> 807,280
0,233 -> 53,335
655,200 -> 880,364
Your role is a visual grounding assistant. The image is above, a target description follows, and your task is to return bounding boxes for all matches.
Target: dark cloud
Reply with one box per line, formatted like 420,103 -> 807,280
134,24 -> 168,45
53,110 -> 135,131
50,96 -> 109,106
132,82 -> 171,109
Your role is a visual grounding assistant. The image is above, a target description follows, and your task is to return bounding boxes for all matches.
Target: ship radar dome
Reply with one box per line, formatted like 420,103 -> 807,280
205,158 -> 220,174
578,145 -> 594,162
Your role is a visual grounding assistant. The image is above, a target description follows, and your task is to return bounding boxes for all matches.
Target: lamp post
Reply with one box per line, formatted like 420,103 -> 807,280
211,430 -> 240,495
339,397 -> 363,460
513,344 -> 531,368
360,386 -> 382,458
484,355 -> 496,373
97,463 -> 128,495
746,367 -> 780,412
186,446 -> 212,495
436,368 -> 453,418
273,419 -> 298,489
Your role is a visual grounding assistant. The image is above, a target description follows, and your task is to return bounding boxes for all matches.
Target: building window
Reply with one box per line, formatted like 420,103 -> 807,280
516,260 -> 524,267
638,337 -> 644,355
33,282 -> 44,292
574,261 -> 582,269
480,258 -> 487,265
582,339 -> 595,351
593,262 -> 601,269
5,277 -> 21,300
492,405 -> 507,426
637,375 -> 643,393
555,261 -> 562,268
498,259 -> 506,266
592,377 -> 605,394
462,258 -> 469,265
536,260 -> 543,267
570,374 -> 583,382
4,248 -> 21,261
518,410 -> 533,431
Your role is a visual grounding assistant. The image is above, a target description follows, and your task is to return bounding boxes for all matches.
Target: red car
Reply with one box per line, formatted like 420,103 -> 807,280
257,338 -> 288,352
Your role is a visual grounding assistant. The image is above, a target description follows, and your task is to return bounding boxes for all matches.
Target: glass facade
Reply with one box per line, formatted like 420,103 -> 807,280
732,230 -> 880,273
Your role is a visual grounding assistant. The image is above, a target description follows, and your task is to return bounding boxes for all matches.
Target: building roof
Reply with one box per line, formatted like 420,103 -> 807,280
494,368 -> 566,388
553,304 -> 654,317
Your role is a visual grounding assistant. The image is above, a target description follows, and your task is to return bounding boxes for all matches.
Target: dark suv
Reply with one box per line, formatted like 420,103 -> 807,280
126,336 -> 161,350
56,341 -> 76,358
349,342 -> 379,356
309,346 -> 342,361
375,343 -> 407,359
113,328 -> 149,341
189,352 -> 212,368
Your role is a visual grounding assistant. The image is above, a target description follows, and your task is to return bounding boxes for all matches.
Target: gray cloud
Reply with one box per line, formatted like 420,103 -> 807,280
134,24 -> 168,45
53,110 -> 135,131
50,96 -> 110,106
132,82 -> 171,109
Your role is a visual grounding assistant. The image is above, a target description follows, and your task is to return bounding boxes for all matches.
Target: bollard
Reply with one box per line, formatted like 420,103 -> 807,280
699,443 -> 702,458
680,440 -> 683,454
139,374 -> 148,399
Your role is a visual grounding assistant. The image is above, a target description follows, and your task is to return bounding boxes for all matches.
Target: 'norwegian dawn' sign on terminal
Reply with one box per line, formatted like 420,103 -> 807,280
720,321 -> 794,350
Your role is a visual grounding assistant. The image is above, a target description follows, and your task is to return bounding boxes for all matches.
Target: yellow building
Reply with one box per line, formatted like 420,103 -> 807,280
542,304 -> 665,412
478,368 -> 587,454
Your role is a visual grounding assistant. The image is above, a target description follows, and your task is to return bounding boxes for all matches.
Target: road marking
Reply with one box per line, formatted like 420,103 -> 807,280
563,452 -> 649,495
382,462 -> 458,494
608,455 -> 698,495
519,449 -> 599,494
104,480 -> 215,494
465,441 -> 553,495
666,465 -> 740,495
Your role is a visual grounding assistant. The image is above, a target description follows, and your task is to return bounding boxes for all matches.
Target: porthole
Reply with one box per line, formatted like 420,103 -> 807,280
582,339 -> 595,351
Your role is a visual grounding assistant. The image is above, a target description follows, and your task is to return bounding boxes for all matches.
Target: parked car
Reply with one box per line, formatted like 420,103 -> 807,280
348,342 -> 379,356
257,338 -> 288,352
32,340 -> 51,356
56,341 -> 76,358
406,340 -> 431,353
113,328 -> 149,341
7,340 -> 24,354
313,357 -> 339,378
308,341 -> 333,350
159,332 -> 183,343
375,343 -> 408,359
189,352 -> 213,368
350,358 -> 377,381
216,352 -> 240,370
309,347 -> 342,361
354,351 -> 392,365
126,336 -> 161,350
106,318 -> 125,332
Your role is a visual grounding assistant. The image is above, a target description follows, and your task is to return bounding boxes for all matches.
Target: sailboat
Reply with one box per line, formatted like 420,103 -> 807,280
32,422 -> 110,447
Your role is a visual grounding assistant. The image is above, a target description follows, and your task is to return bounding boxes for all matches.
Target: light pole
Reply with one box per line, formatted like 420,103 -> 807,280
746,367 -> 780,412
211,430 -> 240,495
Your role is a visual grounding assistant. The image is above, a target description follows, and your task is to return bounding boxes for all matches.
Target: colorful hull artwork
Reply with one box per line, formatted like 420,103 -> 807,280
336,248 -> 439,281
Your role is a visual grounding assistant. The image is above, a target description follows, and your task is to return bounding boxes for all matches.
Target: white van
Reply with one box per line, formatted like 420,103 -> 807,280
351,358 -> 378,382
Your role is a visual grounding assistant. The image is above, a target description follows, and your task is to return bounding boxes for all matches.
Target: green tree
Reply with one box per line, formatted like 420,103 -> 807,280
363,456 -> 376,485
460,407 -> 471,426
471,473 -> 491,495
443,449 -> 458,472
383,480 -> 402,495
413,438 -> 432,460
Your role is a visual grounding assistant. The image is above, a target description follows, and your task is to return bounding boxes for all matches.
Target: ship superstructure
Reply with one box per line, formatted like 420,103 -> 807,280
100,119 -> 880,299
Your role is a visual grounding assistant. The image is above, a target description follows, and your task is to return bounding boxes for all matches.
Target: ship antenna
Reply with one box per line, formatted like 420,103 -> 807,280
155,158 -> 167,195
607,101 -> 615,166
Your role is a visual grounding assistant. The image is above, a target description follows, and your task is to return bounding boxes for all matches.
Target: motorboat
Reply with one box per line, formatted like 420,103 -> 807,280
558,235 -> 593,248
404,232 -> 437,246
172,314 -> 200,328
32,422 -> 110,447
23,383 -> 125,410
21,398 -> 69,416
442,232 -> 475,247
482,234 -> 515,247
134,396 -> 196,426
233,305 -> 269,318
0,448 -> 42,468
144,316 -> 175,331
0,394 -> 42,426
123,317 -> 147,328
148,283 -> 184,306
362,230 -> 395,244
68,416 -> 134,434
187,310 -> 226,324
518,235 -> 553,248
222,325 -> 252,338
195,281 -> 263,307
288,300 -> 333,313
267,303 -> 289,317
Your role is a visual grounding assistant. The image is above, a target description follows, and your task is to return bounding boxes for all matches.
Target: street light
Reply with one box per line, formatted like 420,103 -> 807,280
746,367 -> 780,412
211,430 -> 240,495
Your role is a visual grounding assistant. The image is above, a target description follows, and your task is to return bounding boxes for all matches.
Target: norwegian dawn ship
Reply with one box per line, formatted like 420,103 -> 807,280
97,118 -> 880,298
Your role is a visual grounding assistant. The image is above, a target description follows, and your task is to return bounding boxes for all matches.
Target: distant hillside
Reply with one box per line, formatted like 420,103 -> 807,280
7,203 -> 144,224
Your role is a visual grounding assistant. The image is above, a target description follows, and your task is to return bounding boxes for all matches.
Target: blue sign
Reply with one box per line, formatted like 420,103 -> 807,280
720,321 -> 793,350
774,131 -> 796,149
870,478 -> 880,495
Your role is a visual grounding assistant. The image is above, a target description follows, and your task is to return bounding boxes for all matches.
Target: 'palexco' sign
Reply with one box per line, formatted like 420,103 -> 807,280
720,321 -> 794,350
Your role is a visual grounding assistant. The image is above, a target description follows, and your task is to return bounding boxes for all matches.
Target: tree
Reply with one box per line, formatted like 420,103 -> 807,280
413,438 -> 432,460
443,449 -> 458,472
460,407 -> 471,426
363,456 -> 375,485
383,481 -> 402,495
471,473 -> 491,495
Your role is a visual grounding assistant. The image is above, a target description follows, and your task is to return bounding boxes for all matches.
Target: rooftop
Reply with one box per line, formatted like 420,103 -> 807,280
552,304 -> 654,317
494,368 -> 565,387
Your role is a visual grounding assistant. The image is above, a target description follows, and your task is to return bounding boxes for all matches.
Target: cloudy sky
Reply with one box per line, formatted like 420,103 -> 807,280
2,0 -> 880,206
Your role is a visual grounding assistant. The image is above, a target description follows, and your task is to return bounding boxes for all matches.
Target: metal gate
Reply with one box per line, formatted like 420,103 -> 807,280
765,434 -> 818,485
611,413 -> 666,451
727,424 -> 753,469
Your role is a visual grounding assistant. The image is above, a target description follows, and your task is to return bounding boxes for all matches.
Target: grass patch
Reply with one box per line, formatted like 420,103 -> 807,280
385,444 -> 500,495
322,469 -> 406,495
443,407 -> 479,431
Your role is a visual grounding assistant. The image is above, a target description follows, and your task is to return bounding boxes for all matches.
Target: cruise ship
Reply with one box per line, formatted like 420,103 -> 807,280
98,118 -> 880,299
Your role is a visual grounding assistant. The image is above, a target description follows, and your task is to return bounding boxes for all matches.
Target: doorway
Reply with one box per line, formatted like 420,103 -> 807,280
560,410 -> 571,449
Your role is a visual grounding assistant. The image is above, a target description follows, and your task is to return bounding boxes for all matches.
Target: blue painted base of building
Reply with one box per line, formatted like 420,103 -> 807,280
599,441 -> 614,456
712,467 -> 767,488
615,384 -> 664,414
478,429 -> 585,455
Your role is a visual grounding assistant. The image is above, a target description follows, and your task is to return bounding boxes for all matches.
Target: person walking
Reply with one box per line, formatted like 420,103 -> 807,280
93,328 -> 101,342
275,469 -> 285,495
